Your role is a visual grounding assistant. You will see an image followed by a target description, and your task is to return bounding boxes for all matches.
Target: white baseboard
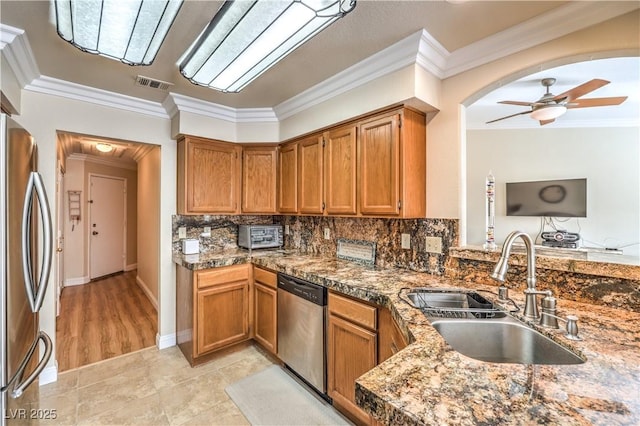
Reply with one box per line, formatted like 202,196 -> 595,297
39,362 -> 58,386
125,263 -> 138,271
156,333 -> 176,350
64,276 -> 90,286
135,275 -> 158,311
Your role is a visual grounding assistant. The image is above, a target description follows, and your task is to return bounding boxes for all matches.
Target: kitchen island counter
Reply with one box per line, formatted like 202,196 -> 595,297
175,250 -> 640,425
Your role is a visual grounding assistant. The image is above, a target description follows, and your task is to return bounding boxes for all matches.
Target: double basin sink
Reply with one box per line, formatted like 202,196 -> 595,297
406,288 -> 585,365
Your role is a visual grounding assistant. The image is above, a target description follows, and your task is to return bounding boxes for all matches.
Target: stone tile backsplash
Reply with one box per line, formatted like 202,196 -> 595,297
171,215 -> 275,253
275,216 -> 459,275
173,215 -> 459,275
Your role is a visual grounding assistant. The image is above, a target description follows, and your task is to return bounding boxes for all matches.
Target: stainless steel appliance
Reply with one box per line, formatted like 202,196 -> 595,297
1,114 -> 53,425
238,224 -> 283,249
277,273 -> 328,399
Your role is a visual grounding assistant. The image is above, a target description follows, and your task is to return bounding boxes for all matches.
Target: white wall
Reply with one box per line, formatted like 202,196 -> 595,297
467,127 -> 640,256
12,90 -> 176,376
137,146 -> 161,308
62,158 -> 85,283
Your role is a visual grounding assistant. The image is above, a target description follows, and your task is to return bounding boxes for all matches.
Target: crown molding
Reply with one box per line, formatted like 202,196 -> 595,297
68,153 -> 138,171
444,2 -> 640,78
163,93 -> 277,123
3,3 -> 637,127
0,24 -> 40,87
274,30 -> 438,120
25,76 -> 169,118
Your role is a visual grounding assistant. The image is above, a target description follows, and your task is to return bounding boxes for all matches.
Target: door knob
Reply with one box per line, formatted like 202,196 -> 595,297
92,231 -> 99,235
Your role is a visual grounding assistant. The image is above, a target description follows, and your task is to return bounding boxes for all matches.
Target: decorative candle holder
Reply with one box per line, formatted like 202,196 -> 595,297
483,171 -> 497,251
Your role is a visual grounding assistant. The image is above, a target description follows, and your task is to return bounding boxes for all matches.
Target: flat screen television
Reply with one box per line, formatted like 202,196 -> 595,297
506,178 -> 587,217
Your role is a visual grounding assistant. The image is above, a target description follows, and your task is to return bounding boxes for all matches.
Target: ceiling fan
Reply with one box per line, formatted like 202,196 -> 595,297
486,78 -> 628,125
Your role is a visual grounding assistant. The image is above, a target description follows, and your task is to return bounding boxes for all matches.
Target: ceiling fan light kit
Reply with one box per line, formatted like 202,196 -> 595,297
54,0 -> 183,66
530,104 -> 567,121
179,0 -> 356,92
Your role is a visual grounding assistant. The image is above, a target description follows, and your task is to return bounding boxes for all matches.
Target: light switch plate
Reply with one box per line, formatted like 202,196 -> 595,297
202,226 -> 211,237
323,228 -> 331,240
401,233 -> 411,249
425,236 -> 443,254
285,224 -> 290,235
178,227 -> 186,239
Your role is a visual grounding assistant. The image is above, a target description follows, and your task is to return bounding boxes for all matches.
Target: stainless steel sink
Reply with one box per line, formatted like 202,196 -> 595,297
430,317 -> 585,365
402,288 -> 585,365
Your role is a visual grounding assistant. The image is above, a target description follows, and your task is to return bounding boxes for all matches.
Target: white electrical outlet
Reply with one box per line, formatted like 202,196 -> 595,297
285,224 -> 290,235
425,236 -> 443,254
323,228 -> 331,240
202,226 -> 211,237
178,227 -> 187,239
401,233 -> 411,249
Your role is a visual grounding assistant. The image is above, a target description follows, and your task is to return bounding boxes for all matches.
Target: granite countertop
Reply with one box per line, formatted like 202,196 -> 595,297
174,250 -> 640,425
451,245 -> 640,281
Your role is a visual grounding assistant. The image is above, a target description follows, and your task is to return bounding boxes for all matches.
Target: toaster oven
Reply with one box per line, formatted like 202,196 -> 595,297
238,225 -> 283,249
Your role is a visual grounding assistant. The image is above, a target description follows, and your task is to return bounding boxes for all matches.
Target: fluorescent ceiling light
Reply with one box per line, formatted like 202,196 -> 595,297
54,0 -> 183,66
180,0 -> 356,93
530,104 -> 567,121
96,143 -> 114,153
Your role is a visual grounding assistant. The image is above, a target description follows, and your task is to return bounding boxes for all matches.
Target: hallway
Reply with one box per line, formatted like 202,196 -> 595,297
56,270 -> 158,372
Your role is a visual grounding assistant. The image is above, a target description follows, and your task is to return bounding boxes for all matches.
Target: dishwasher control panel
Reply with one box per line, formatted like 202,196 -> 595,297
277,273 -> 326,306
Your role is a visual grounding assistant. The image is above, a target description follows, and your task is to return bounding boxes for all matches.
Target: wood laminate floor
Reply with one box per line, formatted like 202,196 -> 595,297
56,270 -> 158,372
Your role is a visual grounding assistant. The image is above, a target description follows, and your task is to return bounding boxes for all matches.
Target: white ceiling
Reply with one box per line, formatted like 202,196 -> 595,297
1,1 -> 638,127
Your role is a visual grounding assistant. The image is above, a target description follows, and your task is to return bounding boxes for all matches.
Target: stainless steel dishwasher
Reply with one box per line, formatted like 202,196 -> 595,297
277,273 -> 328,398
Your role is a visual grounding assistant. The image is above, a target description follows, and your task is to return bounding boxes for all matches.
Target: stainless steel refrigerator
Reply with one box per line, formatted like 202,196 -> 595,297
1,114 -> 53,425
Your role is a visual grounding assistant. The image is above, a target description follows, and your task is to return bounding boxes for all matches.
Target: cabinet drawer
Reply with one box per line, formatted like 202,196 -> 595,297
254,267 -> 277,289
329,292 -> 377,331
197,264 -> 249,289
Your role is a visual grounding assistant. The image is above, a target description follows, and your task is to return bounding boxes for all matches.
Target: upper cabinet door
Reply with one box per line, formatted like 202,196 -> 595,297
324,125 -> 357,215
242,146 -> 277,214
278,142 -> 298,213
179,137 -> 241,214
359,114 -> 401,216
298,134 -> 324,214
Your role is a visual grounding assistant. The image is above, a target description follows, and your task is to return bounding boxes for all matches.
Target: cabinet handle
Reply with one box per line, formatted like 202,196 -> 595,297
322,202 -> 325,210
397,200 -> 402,210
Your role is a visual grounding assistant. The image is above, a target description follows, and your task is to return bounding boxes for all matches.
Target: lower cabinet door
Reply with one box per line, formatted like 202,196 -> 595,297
328,314 -> 377,425
254,282 -> 277,354
196,281 -> 249,356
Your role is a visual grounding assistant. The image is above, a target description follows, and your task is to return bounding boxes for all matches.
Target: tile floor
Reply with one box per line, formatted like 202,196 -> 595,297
35,344 -> 276,425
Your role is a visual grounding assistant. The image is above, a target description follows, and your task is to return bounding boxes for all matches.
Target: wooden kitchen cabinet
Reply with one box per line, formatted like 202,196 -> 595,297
324,125 -> 357,215
242,146 -> 277,213
253,266 -> 278,354
298,133 -> 324,214
378,307 -> 408,363
177,136 -> 241,214
358,108 -> 426,218
328,291 -> 377,425
278,142 -> 298,213
176,264 -> 251,365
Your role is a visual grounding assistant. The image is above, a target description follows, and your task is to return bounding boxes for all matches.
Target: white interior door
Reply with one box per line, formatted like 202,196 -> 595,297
90,175 -> 125,279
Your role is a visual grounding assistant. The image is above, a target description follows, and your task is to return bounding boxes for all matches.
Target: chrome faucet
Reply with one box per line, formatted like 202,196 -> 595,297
490,231 -> 551,320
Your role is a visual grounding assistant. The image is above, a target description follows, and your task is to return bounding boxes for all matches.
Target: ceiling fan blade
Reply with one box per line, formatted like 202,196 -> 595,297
539,119 -> 555,126
566,96 -> 628,108
486,110 -> 531,124
498,100 -> 535,107
552,78 -> 609,102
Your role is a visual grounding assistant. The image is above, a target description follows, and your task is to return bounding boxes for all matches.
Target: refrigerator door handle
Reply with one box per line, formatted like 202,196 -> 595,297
21,171 -> 53,313
0,331 -> 52,398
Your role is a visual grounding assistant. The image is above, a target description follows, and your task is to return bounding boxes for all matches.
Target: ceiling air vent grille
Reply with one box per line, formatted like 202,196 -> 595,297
135,75 -> 173,91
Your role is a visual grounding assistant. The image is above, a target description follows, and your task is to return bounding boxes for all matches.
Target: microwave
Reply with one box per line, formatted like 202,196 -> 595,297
238,225 -> 283,249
